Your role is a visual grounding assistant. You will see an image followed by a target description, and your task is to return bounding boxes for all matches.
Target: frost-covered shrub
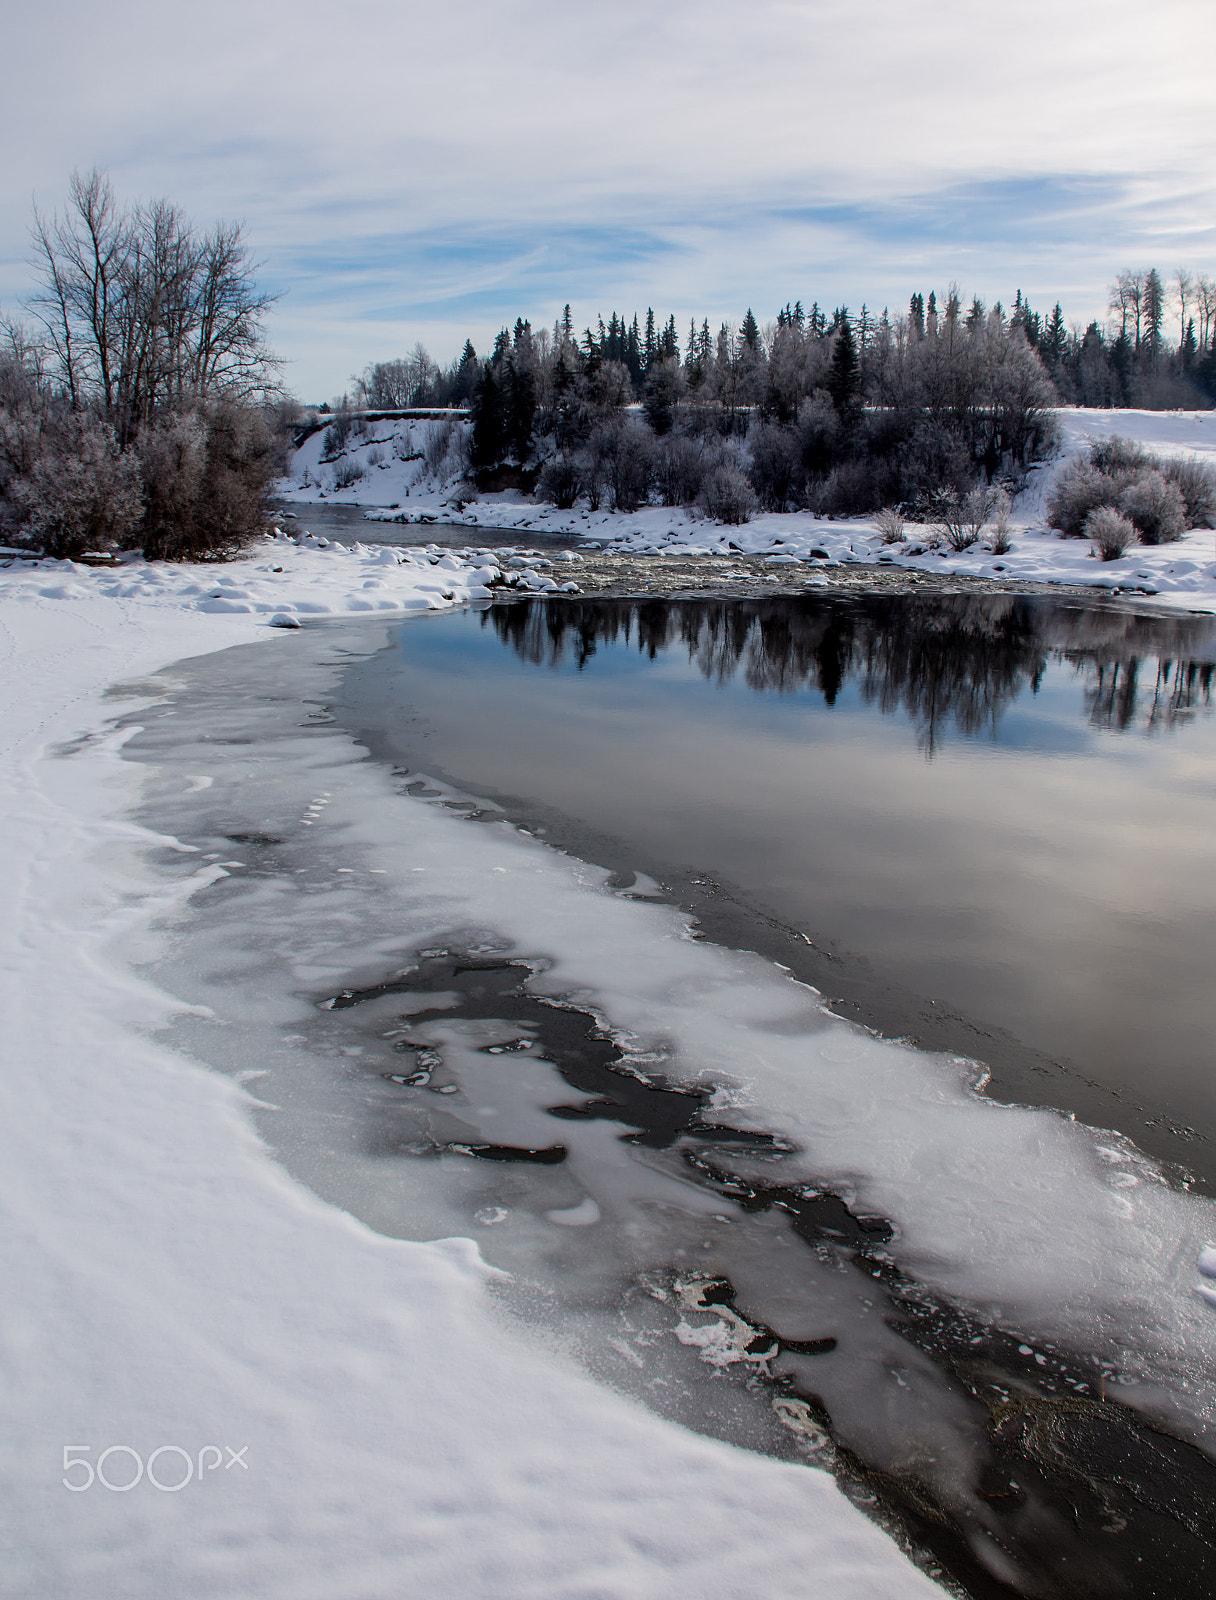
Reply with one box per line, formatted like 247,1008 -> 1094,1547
698,463 -> 756,525
12,419 -> 143,558
1160,456 -> 1216,528
929,487 -> 987,550
874,506 -> 906,543
809,459 -> 895,516
989,489 -> 1014,554
537,452 -> 583,509
1119,470 -> 1186,544
1087,435 -> 1148,476
1085,506 -> 1137,560
581,422 -> 653,512
1049,437 -> 1211,541
1047,462 -> 1121,538
655,434 -> 716,508
138,411 -> 206,558
747,422 -> 802,512
160,402 -> 279,561
332,459 -> 365,489
367,445 -> 385,468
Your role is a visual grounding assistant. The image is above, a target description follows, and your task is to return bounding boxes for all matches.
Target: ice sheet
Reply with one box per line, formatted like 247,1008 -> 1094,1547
0,591 -> 942,1597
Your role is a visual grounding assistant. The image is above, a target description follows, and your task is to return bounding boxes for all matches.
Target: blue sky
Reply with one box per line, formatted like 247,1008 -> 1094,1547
3,0 -> 1214,400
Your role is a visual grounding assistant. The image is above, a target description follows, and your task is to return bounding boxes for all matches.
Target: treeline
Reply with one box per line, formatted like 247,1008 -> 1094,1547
0,171 -> 289,561
357,268 -> 1216,419
1032,269 -> 1216,409
442,295 -> 1062,518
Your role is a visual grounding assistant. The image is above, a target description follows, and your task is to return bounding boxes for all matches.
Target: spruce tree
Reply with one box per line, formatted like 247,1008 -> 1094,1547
505,357 -> 536,462
470,362 -> 505,472
1043,304 -> 1067,369
826,316 -> 862,431
741,308 -> 760,349
643,308 -> 657,370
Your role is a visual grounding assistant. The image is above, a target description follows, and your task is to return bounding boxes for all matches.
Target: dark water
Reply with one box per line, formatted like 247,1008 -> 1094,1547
335,590 -> 1216,1189
273,499 -> 589,551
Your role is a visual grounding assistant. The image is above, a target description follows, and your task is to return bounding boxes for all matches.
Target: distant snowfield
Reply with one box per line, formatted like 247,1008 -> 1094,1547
0,566 -> 942,1596
282,407 -> 1216,612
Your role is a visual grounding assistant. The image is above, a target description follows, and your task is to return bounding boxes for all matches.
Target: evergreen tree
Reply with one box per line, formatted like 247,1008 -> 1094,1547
643,308 -> 657,370
561,304 -> 574,342
741,308 -> 760,349
469,361 -> 505,472
627,315 -> 642,387
662,314 -> 679,360
505,357 -> 536,461
1144,269 -> 1165,365
1043,304 -> 1067,369
826,315 -> 861,430
909,294 -> 924,340
453,340 -> 479,404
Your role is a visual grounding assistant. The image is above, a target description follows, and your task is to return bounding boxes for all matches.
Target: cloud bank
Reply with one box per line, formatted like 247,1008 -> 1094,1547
3,0 -> 1214,397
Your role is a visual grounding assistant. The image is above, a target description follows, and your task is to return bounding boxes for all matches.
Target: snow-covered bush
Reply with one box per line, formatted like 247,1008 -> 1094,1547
1047,463 -> 1119,538
875,506 -> 906,543
138,411 -> 206,558
1087,435 -> 1148,476
332,459 -> 365,489
367,445 -> 385,468
149,402 -> 279,561
1085,505 -> 1137,560
931,486 -> 996,551
654,433 -> 717,509
747,422 -> 802,512
988,488 -> 1013,553
698,463 -> 756,525
537,452 -> 583,509
1048,437 -> 1211,541
11,417 -> 144,558
1159,456 -> 1216,528
1119,470 -> 1186,544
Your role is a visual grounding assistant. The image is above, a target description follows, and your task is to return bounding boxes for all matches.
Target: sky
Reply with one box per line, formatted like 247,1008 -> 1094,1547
3,0 -> 1214,401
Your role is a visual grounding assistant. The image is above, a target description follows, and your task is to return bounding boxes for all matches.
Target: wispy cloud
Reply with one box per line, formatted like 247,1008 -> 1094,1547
3,0 -> 1214,396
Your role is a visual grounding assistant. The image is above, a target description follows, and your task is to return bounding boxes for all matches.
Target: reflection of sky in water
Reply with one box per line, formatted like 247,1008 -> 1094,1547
358,594 -> 1216,1152
412,595 -> 1214,764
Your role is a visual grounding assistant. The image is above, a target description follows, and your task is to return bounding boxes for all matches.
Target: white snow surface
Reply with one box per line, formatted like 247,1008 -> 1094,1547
0,567 -> 943,1595
281,408 -> 1216,611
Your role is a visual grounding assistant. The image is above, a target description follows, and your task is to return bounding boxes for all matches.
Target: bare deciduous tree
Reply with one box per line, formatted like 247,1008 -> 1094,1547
29,169 -> 279,447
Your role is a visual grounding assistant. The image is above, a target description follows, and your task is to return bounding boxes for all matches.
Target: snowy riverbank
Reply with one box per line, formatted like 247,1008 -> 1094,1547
0,567 -> 948,1596
280,407 -> 1216,613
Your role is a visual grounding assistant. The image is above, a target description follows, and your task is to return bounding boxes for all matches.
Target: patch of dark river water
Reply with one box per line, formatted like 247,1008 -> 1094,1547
115,589 -> 1216,1600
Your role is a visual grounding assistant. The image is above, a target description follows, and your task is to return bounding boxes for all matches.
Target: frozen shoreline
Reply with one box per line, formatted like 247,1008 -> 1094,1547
0,572 -> 944,1596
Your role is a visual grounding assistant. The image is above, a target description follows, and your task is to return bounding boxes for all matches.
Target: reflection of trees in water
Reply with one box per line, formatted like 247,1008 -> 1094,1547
1081,657 -> 1216,732
486,594 -> 1216,752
